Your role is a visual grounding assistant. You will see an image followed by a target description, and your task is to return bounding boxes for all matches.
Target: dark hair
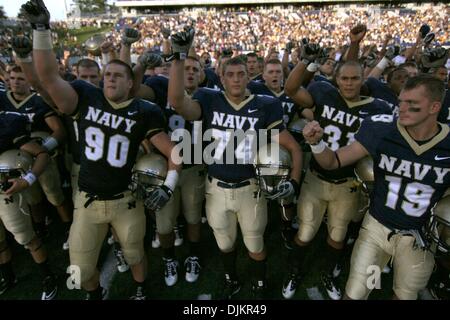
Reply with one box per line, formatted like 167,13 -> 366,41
76,58 -> 100,73
399,61 -> 418,70
106,59 -> 134,80
222,57 -> 248,75
246,52 -> 258,59
264,59 -> 282,71
403,74 -> 445,103
386,67 -> 407,83
335,60 -> 363,78
9,65 -> 23,74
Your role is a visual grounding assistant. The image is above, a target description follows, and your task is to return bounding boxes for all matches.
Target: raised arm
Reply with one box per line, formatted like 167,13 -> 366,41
21,0 -> 78,115
302,120 -> 368,170
167,28 -> 202,121
284,58 -> 314,108
346,24 -> 367,62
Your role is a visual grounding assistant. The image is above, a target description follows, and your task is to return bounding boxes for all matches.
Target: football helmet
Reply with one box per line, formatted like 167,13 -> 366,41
84,35 -> 103,57
425,195 -> 450,256
354,156 -> 374,194
254,143 -> 291,195
0,149 -> 33,192
130,153 -> 167,200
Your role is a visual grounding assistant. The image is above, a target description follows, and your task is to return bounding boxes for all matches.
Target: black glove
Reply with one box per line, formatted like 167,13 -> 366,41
144,185 -> 173,211
385,45 -> 400,61
161,27 -> 171,40
266,179 -> 300,201
121,28 -> 140,46
170,27 -> 195,59
301,43 -> 321,65
423,32 -> 435,46
285,41 -> 295,54
12,36 -> 32,58
138,51 -> 162,69
20,0 -> 51,30
221,48 -> 233,57
421,47 -> 449,69
364,51 -> 379,68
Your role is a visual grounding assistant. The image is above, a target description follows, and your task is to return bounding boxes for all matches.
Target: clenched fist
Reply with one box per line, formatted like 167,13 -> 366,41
302,120 -> 324,145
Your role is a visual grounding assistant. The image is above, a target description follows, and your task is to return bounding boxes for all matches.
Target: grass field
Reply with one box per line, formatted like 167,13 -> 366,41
0,197 -> 398,301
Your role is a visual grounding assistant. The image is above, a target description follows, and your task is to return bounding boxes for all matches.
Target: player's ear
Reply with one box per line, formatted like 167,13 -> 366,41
430,101 -> 441,115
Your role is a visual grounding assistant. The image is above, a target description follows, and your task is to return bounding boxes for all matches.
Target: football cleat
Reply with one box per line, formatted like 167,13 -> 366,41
221,275 -> 241,300
41,275 -> 58,300
114,248 -> 129,273
0,275 -> 17,295
174,226 -> 184,247
251,280 -> 268,300
163,258 -> 179,287
321,273 -> 341,300
85,287 -> 108,300
129,286 -> 146,300
184,256 -> 201,283
282,273 -> 299,299
332,263 -> 342,278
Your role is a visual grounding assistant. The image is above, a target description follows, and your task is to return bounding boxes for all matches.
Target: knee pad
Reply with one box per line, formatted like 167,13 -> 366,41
242,234 -> 264,254
329,225 -> 348,243
297,224 -> 317,243
121,243 -> 144,266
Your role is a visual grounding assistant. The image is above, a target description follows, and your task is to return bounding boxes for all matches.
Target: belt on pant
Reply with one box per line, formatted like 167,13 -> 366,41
208,176 -> 251,189
311,169 -> 349,185
83,192 -> 125,208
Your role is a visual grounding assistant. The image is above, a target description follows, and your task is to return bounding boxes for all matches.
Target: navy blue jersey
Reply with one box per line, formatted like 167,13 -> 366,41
0,91 -> 56,132
308,81 -> 393,179
166,92 -> 202,168
355,115 -> 450,230
71,80 -> 165,196
144,75 -> 168,109
247,81 -> 299,126
193,88 -> 285,182
0,111 -> 30,153
365,77 -> 399,113
313,74 -> 333,84
438,89 -> 450,125
203,68 -> 223,91
250,73 -> 264,82
63,115 -> 81,164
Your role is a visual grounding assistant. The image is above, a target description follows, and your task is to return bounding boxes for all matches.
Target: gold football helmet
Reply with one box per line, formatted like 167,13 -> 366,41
131,153 -> 167,199
84,35 -> 103,57
254,143 -> 291,195
0,149 -> 33,192
425,195 -> 450,256
354,156 -> 374,194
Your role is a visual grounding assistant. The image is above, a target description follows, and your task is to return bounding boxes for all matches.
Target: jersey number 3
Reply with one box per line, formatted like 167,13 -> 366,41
84,126 -> 130,168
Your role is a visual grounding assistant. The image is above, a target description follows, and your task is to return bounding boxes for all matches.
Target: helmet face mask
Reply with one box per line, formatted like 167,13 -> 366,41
130,153 -> 167,200
254,143 -> 292,196
354,156 -> 374,195
0,150 -> 32,193
425,197 -> 450,256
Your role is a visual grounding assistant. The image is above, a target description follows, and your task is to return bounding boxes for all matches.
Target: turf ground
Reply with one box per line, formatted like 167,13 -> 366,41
0,198 -> 398,301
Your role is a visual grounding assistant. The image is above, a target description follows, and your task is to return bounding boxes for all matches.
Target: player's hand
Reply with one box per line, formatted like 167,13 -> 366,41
421,47 -> 449,68
265,179 -> 299,200
350,24 -> 367,43
5,178 -> 29,197
138,51 -> 162,69
121,27 -> 141,46
301,43 -> 321,64
12,36 -> 32,58
20,0 -> 51,30
385,45 -> 400,61
100,41 -> 114,54
364,51 -> 379,68
170,26 -> 195,56
303,120 -> 324,145
144,185 -> 173,211
285,41 -> 295,54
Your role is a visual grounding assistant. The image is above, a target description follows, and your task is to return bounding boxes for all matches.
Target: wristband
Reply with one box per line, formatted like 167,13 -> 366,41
376,57 -> 390,71
307,63 -> 320,73
163,170 -> 179,191
22,171 -> 37,186
33,29 -> 53,50
309,140 -> 327,154
42,136 -> 58,152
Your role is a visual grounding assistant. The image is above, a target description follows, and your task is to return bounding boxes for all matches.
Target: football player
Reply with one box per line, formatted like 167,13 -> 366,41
246,52 -> 263,82
0,111 -> 57,300
168,27 -> 302,299
284,53 -> 392,299
22,0 -> 181,300
155,55 -> 206,286
303,74 -> 450,300
0,63 -> 72,247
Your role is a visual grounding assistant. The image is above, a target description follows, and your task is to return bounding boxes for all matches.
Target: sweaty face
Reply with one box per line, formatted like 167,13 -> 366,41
398,86 -> 438,127
184,59 -> 201,92
9,71 -> 30,96
222,64 -> 249,99
263,63 -> 283,92
77,66 -> 101,87
102,64 -> 133,102
336,65 -> 363,101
